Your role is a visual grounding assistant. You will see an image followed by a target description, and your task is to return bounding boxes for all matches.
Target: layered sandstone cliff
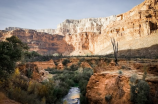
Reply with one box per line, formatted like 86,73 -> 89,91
1,0 -> 158,56
55,16 -> 116,35
0,29 -> 74,55
63,0 -> 158,56
5,27 -> 56,35
36,29 -> 56,35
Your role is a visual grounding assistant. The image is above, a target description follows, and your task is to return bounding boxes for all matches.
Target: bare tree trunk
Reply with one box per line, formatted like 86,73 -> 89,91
111,38 -> 119,66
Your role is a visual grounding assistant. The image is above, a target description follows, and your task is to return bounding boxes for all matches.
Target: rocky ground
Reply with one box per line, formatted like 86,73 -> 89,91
86,59 -> 158,104
0,92 -> 20,104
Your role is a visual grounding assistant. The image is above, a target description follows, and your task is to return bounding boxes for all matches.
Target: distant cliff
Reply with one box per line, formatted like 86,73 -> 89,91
36,29 -> 56,35
0,29 -> 74,55
5,27 -> 56,35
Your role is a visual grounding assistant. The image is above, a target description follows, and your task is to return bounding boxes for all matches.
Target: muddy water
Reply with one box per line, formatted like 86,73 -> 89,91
63,87 -> 80,104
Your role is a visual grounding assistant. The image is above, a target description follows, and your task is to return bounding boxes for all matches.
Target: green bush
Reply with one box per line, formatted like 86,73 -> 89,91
118,70 -> 123,75
69,64 -> 78,71
80,58 -> 85,62
26,68 -> 33,78
121,65 -> 126,69
104,58 -> 112,65
136,80 -> 150,104
62,59 -> 70,66
105,94 -> 112,103
130,74 -> 151,104
8,87 -> 41,104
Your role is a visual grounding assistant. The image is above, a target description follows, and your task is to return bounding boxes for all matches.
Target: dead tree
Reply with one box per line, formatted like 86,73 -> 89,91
111,38 -> 118,66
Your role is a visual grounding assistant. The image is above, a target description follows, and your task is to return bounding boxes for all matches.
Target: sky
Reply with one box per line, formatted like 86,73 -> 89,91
0,0 -> 144,30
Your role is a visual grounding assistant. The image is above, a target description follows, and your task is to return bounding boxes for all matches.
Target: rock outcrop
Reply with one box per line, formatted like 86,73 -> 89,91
86,72 -> 158,104
32,59 -> 56,70
0,92 -> 21,104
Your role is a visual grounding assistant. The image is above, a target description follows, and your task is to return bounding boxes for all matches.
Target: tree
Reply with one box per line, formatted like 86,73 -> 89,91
0,36 -> 28,78
111,38 -> 118,66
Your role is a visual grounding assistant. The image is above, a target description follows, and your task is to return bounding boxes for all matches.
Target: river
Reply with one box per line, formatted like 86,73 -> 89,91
63,87 -> 80,104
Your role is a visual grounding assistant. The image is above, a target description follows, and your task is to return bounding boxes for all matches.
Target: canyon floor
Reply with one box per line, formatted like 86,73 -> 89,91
0,56 -> 158,104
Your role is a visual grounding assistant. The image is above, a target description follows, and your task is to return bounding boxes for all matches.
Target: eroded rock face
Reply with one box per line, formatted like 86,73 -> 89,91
32,59 -> 56,70
55,16 -> 116,35
63,0 -> 158,55
36,29 -> 56,35
65,32 -> 98,55
5,27 -> 56,35
86,73 -> 158,104
0,29 -> 74,55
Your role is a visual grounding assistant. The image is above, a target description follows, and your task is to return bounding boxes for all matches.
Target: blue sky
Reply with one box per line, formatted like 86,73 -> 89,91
0,0 -> 144,30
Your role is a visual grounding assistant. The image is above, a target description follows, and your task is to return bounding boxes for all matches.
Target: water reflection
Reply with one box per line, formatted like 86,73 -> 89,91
63,87 -> 80,104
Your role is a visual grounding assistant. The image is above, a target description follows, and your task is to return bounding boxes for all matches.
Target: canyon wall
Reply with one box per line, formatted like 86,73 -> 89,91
1,0 -> 158,56
36,29 -> 56,35
55,16 -> 116,35
63,0 -> 158,56
5,27 -> 56,35
0,29 -> 74,55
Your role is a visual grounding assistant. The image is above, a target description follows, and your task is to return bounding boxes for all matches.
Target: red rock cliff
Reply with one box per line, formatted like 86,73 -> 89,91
0,29 -> 74,55
0,0 -> 158,56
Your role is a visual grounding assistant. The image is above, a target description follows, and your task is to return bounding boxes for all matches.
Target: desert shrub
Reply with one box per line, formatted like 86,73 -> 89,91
26,68 -> 33,78
62,59 -> 70,66
104,58 -> 112,65
8,87 -> 41,104
142,66 -> 147,81
46,69 -> 64,74
5,69 -> 58,104
121,65 -> 126,69
7,76 -> 41,104
80,58 -> 85,62
136,80 -> 150,104
24,51 -> 41,62
95,59 -> 100,65
155,56 -> 158,59
77,61 -> 81,66
69,64 -> 78,71
105,94 -> 112,103
130,74 -> 137,84
130,74 -> 151,104
118,70 -> 123,75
